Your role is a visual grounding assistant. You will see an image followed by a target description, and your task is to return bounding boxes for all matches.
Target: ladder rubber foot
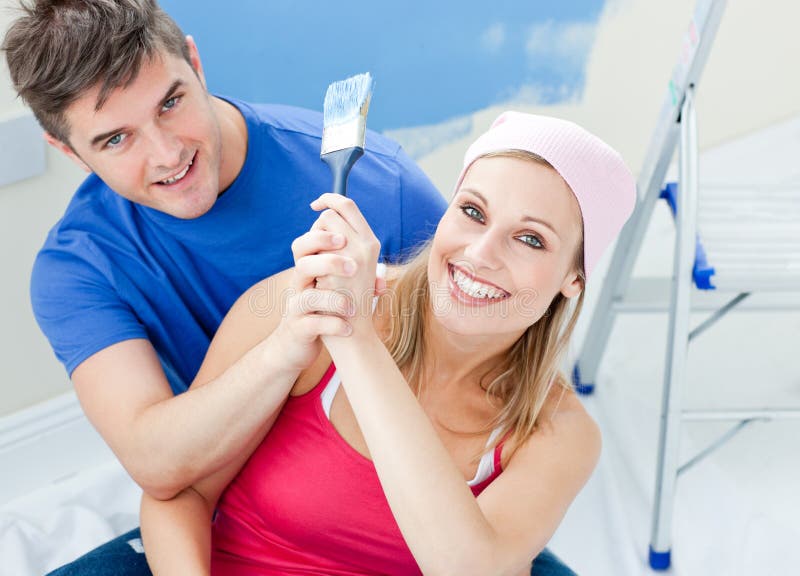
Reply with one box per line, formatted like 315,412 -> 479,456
572,365 -> 595,396
648,546 -> 671,570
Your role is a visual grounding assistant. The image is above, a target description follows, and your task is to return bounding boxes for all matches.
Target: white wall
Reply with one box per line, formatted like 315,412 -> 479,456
1,1 -> 86,416
416,0 -> 800,195
411,0 -> 800,378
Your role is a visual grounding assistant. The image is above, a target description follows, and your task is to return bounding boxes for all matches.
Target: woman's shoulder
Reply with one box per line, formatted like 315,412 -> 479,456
503,374 -> 601,473
191,268 -> 295,388
227,268 -> 295,328
205,268 -> 296,365
543,375 -> 601,445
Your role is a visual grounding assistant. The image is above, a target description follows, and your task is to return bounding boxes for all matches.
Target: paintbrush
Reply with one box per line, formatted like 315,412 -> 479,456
321,72 -> 374,196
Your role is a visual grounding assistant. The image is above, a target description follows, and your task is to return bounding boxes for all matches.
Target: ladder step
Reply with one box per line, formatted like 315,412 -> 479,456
613,277 -> 800,312
707,272 -> 800,292
660,183 -> 800,290
682,409 -> 800,421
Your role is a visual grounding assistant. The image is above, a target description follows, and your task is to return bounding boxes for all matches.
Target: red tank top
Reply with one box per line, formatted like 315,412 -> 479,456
211,363 -> 504,575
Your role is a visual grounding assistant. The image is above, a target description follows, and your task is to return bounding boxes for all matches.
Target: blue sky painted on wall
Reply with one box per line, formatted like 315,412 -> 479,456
160,0 -> 605,131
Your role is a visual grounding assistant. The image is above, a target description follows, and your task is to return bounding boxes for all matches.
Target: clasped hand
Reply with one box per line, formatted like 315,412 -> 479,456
273,194 -> 383,373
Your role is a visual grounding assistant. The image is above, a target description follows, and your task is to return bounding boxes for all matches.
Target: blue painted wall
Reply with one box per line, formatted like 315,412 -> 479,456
160,0 -> 604,130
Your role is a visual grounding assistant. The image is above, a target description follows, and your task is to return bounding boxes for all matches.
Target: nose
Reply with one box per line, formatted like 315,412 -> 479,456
463,226 -> 503,271
146,127 -> 183,173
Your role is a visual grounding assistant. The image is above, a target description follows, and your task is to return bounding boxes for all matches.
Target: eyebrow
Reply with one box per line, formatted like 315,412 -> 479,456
461,188 -> 560,239
89,80 -> 184,149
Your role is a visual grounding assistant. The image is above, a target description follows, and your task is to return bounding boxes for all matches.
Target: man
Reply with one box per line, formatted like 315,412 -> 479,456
4,1 -> 575,575
4,0 -> 445,572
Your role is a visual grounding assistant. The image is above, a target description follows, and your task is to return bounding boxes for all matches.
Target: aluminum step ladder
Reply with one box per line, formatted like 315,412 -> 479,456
571,0 -> 800,570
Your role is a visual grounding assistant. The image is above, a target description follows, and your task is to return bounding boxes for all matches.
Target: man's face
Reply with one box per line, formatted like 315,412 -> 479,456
51,43 -> 224,219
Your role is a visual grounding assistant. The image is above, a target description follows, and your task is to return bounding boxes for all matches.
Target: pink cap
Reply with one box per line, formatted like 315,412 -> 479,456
454,111 -> 637,280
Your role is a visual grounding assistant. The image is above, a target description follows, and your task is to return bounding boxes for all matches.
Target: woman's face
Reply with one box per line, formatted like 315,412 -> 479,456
427,155 -> 584,339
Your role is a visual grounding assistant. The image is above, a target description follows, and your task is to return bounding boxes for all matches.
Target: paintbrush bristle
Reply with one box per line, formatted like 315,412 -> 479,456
321,72 -> 374,155
323,72 -> 374,126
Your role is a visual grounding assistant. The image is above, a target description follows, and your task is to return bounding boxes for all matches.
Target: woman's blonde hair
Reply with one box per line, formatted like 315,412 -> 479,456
380,150 -> 586,461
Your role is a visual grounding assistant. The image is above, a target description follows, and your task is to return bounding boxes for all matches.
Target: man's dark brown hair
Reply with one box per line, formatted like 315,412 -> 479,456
2,0 -> 191,143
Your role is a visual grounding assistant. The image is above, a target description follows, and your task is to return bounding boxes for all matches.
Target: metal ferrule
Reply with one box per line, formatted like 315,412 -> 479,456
321,117 -> 367,155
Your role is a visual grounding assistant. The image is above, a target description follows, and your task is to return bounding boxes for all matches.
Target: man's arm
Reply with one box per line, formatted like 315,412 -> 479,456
72,268 -> 299,500
139,371 -> 288,574
73,223 -> 359,501
137,269 -> 298,573
139,362 -> 288,575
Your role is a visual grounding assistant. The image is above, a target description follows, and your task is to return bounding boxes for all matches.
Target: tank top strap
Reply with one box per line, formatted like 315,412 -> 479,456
303,362 -> 336,400
319,363 -> 341,418
319,265 -> 383,418
493,429 -> 512,472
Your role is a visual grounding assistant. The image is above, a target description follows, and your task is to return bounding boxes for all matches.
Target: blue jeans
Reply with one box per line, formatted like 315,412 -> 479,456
47,527 -> 576,575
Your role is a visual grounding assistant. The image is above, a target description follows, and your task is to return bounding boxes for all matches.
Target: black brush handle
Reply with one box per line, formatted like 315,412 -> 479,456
321,147 -> 364,196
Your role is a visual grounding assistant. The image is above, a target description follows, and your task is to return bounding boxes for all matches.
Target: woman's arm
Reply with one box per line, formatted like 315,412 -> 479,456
328,327 -> 600,576
140,488 -> 215,576
312,193 -> 601,576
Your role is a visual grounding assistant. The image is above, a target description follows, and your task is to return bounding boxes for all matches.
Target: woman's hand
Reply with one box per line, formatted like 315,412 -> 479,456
270,228 -> 358,372
308,193 -> 382,338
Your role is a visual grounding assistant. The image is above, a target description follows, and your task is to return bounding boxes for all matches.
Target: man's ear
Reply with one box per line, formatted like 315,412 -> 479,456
44,133 -> 91,173
559,271 -> 584,299
185,35 -> 207,88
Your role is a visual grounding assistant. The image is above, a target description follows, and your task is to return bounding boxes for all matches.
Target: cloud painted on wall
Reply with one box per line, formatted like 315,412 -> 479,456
480,23 -> 507,54
383,116 -> 474,161
526,20 -> 597,69
509,20 -> 599,107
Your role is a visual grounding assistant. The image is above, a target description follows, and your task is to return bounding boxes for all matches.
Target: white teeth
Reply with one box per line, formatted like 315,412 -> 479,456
160,159 -> 192,185
452,267 -> 505,299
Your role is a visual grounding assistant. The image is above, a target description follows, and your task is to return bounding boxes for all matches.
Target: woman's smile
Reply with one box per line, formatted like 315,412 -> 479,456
447,263 -> 510,305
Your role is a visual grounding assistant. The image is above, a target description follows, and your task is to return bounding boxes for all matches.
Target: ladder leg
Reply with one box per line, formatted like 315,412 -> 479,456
573,169 -> 661,394
574,0 -> 728,394
649,87 -> 699,571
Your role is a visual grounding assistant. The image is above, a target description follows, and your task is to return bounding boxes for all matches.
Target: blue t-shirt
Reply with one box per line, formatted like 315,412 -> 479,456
31,98 -> 447,394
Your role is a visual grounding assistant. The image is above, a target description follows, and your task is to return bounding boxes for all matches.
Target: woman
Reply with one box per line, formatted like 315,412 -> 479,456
140,111 -> 636,575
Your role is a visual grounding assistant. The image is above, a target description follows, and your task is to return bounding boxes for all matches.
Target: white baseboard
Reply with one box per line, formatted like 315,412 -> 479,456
0,392 -> 115,507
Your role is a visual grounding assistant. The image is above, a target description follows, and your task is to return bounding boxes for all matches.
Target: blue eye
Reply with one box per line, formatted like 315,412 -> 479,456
517,234 -> 544,249
460,203 -> 485,223
105,133 -> 125,148
162,96 -> 180,112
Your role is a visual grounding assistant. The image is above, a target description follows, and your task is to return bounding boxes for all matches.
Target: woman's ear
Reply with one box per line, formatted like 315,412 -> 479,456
559,271 -> 584,299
